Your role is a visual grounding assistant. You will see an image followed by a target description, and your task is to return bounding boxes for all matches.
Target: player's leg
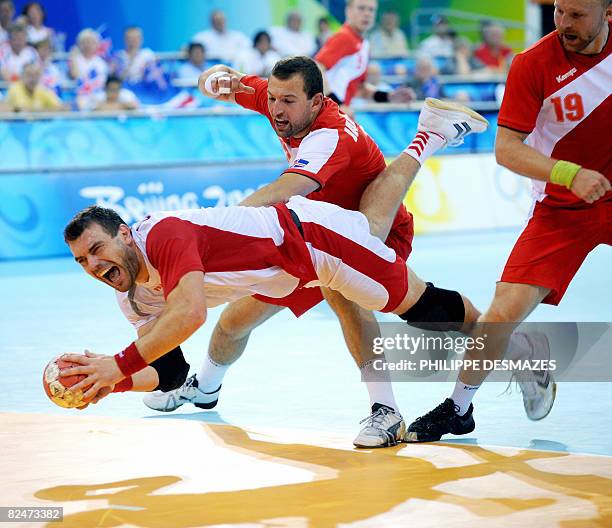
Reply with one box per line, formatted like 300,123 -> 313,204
360,98 -> 489,241
405,282 -> 550,442
321,288 -> 405,447
291,196 -> 480,333
143,297 -> 283,412
404,203 -> 599,441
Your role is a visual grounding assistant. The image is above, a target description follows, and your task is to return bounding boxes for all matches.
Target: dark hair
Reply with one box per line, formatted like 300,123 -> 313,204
64,206 -> 127,242
22,1 -> 45,21
253,30 -> 270,47
187,41 -> 204,54
271,56 -> 323,99
105,75 -> 121,88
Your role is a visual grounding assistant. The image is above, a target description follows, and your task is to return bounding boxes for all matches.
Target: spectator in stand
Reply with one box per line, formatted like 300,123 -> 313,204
0,24 -> 38,81
34,37 -> 63,92
351,61 -> 396,107
69,28 -> 108,110
192,10 -> 250,64
21,2 -> 52,45
176,42 -> 206,82
405,54 -> 442,100
474,22 -> 513,73
269,11 -> 316,57
370,11 -> 409,57
441,36 -> 483,75
315,16 -> 332,52
0,0 -> 14,44
419,14 -> 455,59
93,75 -> 139,111
112,26 -> 157,83
6,62 -> 63,111
235,30 -> 281,77
316,0 -> 414,115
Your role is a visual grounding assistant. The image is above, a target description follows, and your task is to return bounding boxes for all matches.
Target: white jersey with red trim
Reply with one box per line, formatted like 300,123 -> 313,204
315,23 -> 369,106
498,25 -> 612,208
114,197 -> 409,328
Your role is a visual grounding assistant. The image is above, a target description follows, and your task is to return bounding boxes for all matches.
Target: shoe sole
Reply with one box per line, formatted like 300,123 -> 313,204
404,419 -> 476,443
194,400 -> 219,410
425,97 -> 489,128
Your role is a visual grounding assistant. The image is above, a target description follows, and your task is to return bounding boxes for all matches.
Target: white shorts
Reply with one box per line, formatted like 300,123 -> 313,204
286,196 -> 409,312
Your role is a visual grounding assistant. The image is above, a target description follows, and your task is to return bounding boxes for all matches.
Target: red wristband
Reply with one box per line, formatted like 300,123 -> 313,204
114,342 -> 148,377
112,377 -> 134,392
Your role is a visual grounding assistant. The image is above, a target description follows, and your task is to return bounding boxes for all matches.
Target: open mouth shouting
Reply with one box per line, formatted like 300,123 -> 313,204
96,263 -> 124,289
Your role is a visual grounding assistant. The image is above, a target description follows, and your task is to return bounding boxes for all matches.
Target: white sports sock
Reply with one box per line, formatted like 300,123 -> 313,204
360,360 -> 399,412
450,380 -> 480,416
197,355 -> 229,393
403,130 -> 446,166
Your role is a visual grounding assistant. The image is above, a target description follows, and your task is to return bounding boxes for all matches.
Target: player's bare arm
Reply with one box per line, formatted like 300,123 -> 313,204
197,64 -> 255,103
497,126 -> 610,204
62,271 -> 207,401
239,172 -> 320,207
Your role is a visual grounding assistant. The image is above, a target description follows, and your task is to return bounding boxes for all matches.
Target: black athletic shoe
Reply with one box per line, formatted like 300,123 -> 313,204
404,398 -> 475,442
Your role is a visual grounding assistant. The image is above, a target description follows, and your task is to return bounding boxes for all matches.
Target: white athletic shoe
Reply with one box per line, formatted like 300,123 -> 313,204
511,333 -> 557,421
353,403 -> 406,448
418,98 -> 489,146
143,374 -> 221,412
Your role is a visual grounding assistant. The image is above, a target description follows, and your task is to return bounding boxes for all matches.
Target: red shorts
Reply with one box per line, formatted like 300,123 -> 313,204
253,211 -> 414,316
500,199 -> 612,305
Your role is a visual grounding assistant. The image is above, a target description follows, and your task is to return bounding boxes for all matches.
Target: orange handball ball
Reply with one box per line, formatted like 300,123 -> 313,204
43,356 -> 87,408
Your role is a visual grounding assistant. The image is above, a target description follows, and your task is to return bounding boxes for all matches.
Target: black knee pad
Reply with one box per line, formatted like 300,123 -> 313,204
399,282 -> 465,331
150,346 -> 190,392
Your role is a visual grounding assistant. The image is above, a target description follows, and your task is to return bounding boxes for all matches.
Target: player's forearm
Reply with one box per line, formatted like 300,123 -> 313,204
130,366 -> 159,391
240,173 -> 319,207
134,302 -> 206,365
495,128 -> 557,183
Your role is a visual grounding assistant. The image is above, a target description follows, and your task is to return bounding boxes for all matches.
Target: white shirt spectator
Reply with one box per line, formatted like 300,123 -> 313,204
370,28 -> 408,57
40,59 -> 63,90
71,52 -> 108,84
26,24 -> 52,45
0,26 -> 7,45
91,87 -> 138,108
176,61 -> 205,83
269,26 -> 316,57
419,34 -> 454,58
234,47 -> 281,77
192,28 -> 249,64
0,42 -> 38,80
114,47 -> 156,83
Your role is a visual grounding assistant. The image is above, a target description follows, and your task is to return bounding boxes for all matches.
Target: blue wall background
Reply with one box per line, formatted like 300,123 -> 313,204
0,109 -> 498,260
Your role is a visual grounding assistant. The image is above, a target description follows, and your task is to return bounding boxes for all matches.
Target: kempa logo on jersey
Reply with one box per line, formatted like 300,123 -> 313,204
556,67 -> 577,83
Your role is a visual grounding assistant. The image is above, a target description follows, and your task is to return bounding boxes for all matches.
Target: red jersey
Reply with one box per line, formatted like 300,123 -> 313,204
498,24 -> 612,208
131,205 -> 315,306
315,23 -> 369,105
235,75 -> 411,233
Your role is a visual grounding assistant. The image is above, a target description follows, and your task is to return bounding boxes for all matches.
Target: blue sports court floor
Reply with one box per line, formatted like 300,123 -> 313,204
1,229 -> 611,527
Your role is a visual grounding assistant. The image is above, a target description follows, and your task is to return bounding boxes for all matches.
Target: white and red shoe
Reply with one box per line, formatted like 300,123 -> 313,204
404,98 -> 489,164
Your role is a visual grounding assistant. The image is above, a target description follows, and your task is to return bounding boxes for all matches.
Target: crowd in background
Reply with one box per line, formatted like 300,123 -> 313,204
0,0 -> 516,113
